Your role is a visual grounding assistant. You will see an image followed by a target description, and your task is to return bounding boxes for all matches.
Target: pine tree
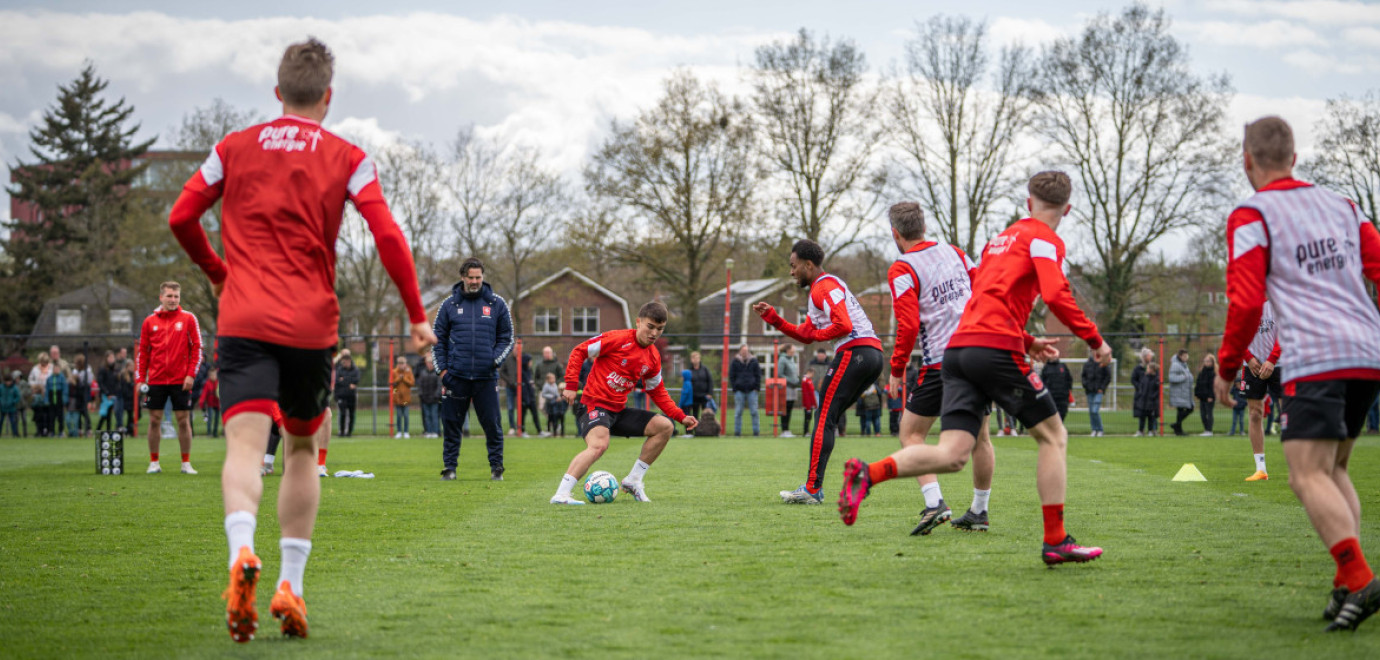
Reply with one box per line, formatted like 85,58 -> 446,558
2,62 -> 155,332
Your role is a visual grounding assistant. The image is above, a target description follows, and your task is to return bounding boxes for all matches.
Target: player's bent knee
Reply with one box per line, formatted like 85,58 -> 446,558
649,416 -> 674,437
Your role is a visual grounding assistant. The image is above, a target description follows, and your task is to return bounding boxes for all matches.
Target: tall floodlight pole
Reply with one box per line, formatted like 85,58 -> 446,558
720,258 -> 733,434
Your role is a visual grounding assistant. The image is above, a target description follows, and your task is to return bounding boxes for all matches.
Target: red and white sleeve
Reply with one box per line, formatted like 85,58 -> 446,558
1218,207 -> 1269,380
888,262 -> 920,378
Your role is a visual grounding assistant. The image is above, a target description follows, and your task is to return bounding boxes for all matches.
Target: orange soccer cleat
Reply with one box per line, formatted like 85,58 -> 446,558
222,546 -> 261,643
1245,470 -> 1269,482
270,580 -> 309,639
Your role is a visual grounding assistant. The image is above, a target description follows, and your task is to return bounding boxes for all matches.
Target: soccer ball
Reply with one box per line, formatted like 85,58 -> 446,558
584,471 -> 619,504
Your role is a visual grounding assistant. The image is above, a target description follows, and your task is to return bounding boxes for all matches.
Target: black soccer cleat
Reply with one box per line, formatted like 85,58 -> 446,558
951,509 -> 989,532
1327,579 -> 1380,632
910,500 -> 952,536
440,468 -> 456,481
1325,587 -> 1349,622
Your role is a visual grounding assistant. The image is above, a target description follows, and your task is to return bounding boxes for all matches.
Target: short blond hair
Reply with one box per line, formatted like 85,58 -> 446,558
278,37 -> 334,106
160,281 -> 180,293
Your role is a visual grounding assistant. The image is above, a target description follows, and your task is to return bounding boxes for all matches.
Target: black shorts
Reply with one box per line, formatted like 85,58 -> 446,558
218,337 -> 333,423
1280,379 -> 1380,441
1242,367 -> 1283,402
143,384 -> 192,412
904,366 -> 943,417
940,346 -> 1057,436
574,403 -> 659,439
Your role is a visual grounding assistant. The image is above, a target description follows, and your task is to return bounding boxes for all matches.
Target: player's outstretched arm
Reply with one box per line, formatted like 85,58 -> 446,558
1030,244 -> 1103,351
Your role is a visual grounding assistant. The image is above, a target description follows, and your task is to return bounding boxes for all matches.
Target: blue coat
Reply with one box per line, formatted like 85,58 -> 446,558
432,281 -> 513,384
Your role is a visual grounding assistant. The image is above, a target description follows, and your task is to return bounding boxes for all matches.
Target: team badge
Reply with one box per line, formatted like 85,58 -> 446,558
174,322 -> 183,331
152,325 -> 159,331
1027,371 -> 1044,390
640,365 -> 650,375
589,410 -> 599,420
482,306 -> 492,317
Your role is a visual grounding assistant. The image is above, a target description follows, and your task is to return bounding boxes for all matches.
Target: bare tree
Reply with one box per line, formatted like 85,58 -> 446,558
1303,91 -> 1380,224
749,29 -> 885,254
488,146 -> 567,329
1031,3 -> 1236,348
336,139 -> 446,338
586,69 -> 757,340
445,125 -> 504,261
889,16 -> 1034,256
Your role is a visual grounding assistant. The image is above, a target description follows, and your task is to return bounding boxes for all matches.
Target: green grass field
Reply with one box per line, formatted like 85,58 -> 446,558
4,410 -> 1380,659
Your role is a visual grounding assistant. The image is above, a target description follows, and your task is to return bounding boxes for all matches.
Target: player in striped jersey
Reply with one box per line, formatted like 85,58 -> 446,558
1215,117 -> 1380,631
1240,300 -> 1281,481
835,203 -> 995,534
840,172 -> 1110,566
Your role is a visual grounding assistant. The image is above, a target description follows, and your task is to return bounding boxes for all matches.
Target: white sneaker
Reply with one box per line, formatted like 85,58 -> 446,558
404,432 -> 411,438
318,465 -> 328,477
680,433 -> 693,438
394,432 -> 402,439
147,461 -> 161,474
620,479 -> 651,502
540,431 -> 552,437
1132,431 -> 1142,437
1198,431 -> 1213,437
180,462 -> 197,475
549,493 -> 586,505
780,430 -> 795,438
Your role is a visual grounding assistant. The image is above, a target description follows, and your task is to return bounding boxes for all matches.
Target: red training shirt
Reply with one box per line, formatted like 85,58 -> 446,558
168,115 -> 426,349
566,328 -> 686,419
136,306 -> 203,386
950,218 -> 1103,354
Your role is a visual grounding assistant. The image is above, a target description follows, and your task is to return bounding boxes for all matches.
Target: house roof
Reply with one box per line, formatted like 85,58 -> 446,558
518,267 -> 632,327
697,278 -> 786,304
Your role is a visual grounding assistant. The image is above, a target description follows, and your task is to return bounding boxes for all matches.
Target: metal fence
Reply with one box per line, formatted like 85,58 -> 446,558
3,329 -> 1230,438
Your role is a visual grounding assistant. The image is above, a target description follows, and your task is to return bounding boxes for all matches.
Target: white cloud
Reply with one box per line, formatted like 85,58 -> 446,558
1344,26 -> 1380,48
1180,19 -> 1325,47
1202,0 -> 1380,27
1282,48 -> 1371,75
1228,93 -> 1329,157
326,116 -> 404,151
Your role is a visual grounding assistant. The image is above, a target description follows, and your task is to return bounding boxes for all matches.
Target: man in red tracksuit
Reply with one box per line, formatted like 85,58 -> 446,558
136,281 -> 203,475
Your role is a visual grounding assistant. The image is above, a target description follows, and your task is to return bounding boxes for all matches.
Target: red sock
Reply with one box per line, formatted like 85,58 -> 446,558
181,453 -> 189,463
1042,504 -> 1067,545
1331,537 -> 1375,592
318,448 -> 328,467
150,452 -> 159,462
868,457 -> 898,485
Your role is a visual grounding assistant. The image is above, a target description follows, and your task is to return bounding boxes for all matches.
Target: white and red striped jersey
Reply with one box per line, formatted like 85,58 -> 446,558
1246,300 -> 1281,364
888,242 -> 976,376
762,273 -> 881,352
1218,178 -> 1380,384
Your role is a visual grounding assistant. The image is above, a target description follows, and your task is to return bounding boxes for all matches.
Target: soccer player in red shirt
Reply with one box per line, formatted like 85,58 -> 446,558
834,202 -> 995,534
752,239 -> 885,504
136,281 -> 203,475
550,301 -> 698,505
840,172 -> 1111,565
1214,117 -> 1380,631
168,38 -> 435,642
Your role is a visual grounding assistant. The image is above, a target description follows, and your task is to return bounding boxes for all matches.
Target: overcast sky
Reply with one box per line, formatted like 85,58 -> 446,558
2,0 -> 1378,234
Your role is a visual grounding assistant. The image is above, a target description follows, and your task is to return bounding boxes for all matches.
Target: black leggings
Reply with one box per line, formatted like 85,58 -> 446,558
805,346 -> 884,492
1198,398 -> 1214,433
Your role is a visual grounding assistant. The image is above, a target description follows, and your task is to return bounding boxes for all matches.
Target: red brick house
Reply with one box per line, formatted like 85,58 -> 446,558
509,267 -> 632,365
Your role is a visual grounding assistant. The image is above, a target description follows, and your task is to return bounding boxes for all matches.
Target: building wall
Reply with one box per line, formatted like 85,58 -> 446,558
513,272 -> 627,368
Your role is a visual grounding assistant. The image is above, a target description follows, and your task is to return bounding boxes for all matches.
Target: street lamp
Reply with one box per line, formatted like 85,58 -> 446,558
720,258 -> 734,434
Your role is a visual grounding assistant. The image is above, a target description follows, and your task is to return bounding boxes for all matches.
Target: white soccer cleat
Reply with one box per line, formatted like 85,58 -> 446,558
318,465 -> 328,478
147,461 -> 161,474
261,463 -> 274,477
181,462 -> 197,475
620,479 -> 651,502
549,493 -> 586,505
779,485 -> 823,504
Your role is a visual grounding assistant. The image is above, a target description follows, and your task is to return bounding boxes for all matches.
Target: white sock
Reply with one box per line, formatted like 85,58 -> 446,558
278,537 -> 312,597
224,511 -> 256,570
556,474 -> 577,499
971,488 -> 991,514
1254,453 -> 1267,472
626,460 -> 650,484
264,454 -> 275,467
921,482 -> 943,509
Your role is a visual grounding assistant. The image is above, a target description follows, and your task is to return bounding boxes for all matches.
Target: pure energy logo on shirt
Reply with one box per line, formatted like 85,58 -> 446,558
258,124 -> 323,153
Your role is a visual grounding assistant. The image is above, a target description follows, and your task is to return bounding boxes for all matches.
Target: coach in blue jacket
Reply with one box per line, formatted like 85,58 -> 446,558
434,258 -> 513,482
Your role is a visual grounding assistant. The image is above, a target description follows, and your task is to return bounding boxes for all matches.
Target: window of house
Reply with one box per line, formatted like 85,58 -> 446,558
57,309 -> 82,334
572,307 -> 599,334
533,307 -> 560,334
109,309 -> 133,334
